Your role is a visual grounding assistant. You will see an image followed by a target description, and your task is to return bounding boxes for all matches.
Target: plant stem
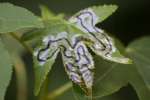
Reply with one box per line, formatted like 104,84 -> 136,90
8,33 -> 31,100
13,54 -> 28,100
47,82 -> 72,100
10,32 -> 33,53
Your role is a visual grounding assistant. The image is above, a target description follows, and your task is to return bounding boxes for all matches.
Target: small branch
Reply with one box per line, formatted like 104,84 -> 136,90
47,82 -> 72,100
10,32 -> 33,53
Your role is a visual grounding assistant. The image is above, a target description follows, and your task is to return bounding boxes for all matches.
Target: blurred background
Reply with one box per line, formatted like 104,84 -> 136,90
0,0 -> 150,100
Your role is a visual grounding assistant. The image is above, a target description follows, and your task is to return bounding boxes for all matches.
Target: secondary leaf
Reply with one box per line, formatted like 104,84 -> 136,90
126,36 -> 150,100
0,39 -> 12,100
92,57 -> 128,98
0,3 -> 44,33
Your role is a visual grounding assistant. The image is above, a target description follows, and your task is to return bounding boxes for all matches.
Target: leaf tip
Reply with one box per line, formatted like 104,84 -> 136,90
34,88 -> 40,96
122,58 -> 133,64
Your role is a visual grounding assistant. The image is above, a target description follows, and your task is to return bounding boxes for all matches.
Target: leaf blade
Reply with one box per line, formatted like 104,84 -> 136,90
33,48 -> 60,95
0,39 -> 13,100
0,3 -> 44,33
91,5 -> 118,23
126,37 -> 150,100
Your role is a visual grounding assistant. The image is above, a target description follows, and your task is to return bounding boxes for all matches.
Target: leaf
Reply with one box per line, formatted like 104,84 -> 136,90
32,36 -> 150,100
0,3 -> 44,33
91,5 -> 118,23
69,5 -> 118,25
34,58 -> 56,96
41,55 -> 72,100
92,57 -> 128,98
40,5 -> 56,20
74,36 -> 150,100
72,36 -> 150,100
126,36 -> 150,100
40,5 -> 65,20
30,4 -> 131,98
70,38 -> 129,99
72,57 -> 129,100
33,45 -> 60,95
0,38 -> 13,100
127,64 -> 150,100
57,85 -> 134,100
69,5 -> 131,64
31,13 -> 87,95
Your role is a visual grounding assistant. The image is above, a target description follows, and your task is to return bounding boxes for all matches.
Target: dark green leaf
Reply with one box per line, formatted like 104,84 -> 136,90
0,3 -> 44,33
0,38 -> 13,100
126,36 -> 150,100
92,57 -> 128,99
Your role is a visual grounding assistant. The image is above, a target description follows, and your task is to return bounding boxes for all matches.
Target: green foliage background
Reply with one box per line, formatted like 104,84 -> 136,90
0,0 -> 150,100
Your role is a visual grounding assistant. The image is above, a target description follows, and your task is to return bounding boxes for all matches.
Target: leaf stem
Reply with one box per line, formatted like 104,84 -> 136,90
47,82 -> 72,99
10,32 -> 33,53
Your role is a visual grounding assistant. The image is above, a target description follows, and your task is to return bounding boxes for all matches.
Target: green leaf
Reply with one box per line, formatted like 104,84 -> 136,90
34,36 -> 150,100
69,5 -> 130,64
33,48 -> 59,95
72,57 -> 130,100
58,86 -> 135,100
40,5 -> 65,21
69,5 -> 118,25
91,36 -> 150,100
40,5 -> 56,20
127,64 -> 150,100
92,57 -> 128,99
0,3 -> 44,33
29,4 -> 140,99
32,15 -> 86,95
126,37 -> 150,100
40,55 -> 72,100
0,39 -> 13,100
71,36 -> 150,100
91,5 -> 118,23
34,58 -> 55,96
71,38 -> 129,99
